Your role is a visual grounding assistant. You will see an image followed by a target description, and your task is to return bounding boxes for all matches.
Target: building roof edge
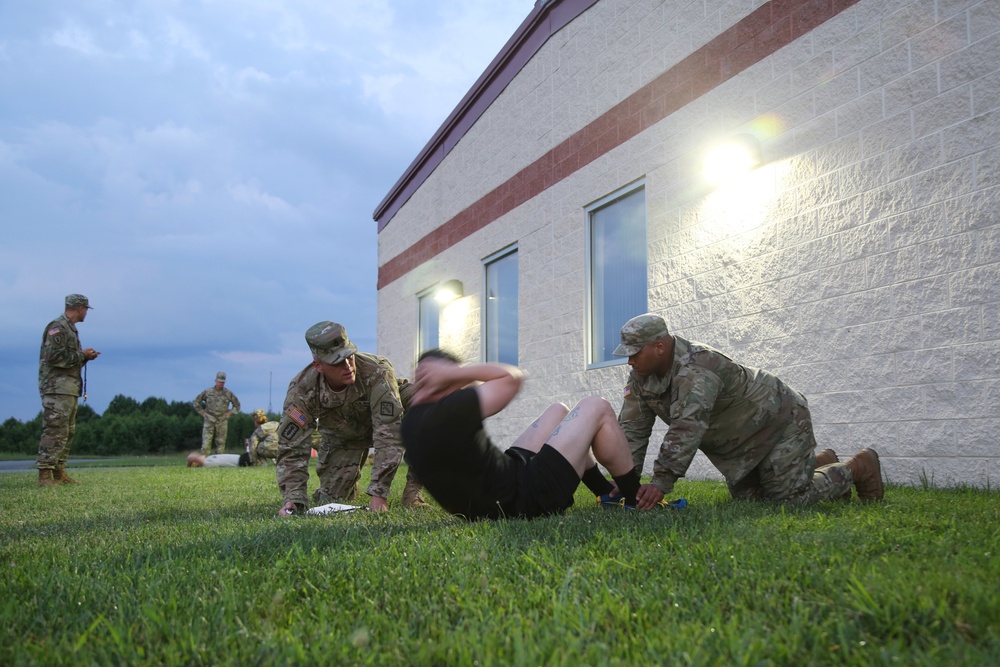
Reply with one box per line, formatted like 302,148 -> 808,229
373,0 -> 599,232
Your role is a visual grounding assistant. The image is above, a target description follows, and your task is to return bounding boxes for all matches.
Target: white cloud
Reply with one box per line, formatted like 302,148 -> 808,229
0,0 -> 536,421
229,179 -> 296,215
161,16 -> 210,61
50,23 -> 105,57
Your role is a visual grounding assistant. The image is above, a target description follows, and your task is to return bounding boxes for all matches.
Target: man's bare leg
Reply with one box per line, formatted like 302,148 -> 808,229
545,397 -> 634,478
509,403 -> 569,454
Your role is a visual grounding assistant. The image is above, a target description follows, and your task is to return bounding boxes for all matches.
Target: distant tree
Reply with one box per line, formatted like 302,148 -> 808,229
104,395 -> 140,417
0,417 -> 32,455
140,396 -> 169,415
0,395 -> 212,455
76,403 -> 100,424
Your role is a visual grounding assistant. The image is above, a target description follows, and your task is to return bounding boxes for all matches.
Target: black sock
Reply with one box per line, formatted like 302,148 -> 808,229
581,465 -> 614,496
611,467 -> 641,506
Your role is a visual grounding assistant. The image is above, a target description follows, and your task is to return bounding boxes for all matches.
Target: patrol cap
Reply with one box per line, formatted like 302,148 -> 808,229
216,371 -> 227,382
306,321 -> 358,365
65,294 -> 92,309
612,313 -> 670,356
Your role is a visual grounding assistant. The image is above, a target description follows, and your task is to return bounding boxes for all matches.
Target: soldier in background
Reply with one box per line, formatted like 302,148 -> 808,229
193,372 -> 241,455
247,409 -> 279,465
614,313 -> 884,508
37,294 -> 101,487
275,321 -> 427,514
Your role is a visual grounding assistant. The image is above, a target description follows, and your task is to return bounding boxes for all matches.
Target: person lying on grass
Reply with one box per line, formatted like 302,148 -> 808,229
186,452 -> 251,467
400,348 -> 644,520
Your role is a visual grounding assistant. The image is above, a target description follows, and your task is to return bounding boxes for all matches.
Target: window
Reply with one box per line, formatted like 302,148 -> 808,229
483,246 -> 518,365
417,288 -> 441,354
586,182 -> 648,367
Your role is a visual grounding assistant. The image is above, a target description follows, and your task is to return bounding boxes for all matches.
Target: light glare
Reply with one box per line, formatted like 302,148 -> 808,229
703,141 -> 759,185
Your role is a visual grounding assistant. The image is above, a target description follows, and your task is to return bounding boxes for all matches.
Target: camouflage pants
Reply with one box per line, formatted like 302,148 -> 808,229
629,440 -> 649,473
37,394 -> 78,470
728,401 -> 853,504
311,438 -> 420,505
201,417 -> 229,455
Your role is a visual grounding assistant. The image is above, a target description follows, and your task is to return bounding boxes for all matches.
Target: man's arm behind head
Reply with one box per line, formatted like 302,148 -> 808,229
414,351 -> 524,419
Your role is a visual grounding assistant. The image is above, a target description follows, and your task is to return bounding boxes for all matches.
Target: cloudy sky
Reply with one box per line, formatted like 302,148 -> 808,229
0,0 -> 536,422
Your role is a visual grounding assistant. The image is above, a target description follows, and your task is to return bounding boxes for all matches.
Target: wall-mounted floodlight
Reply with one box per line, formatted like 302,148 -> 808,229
434,279 -> 464,304
702,134 -> 761,186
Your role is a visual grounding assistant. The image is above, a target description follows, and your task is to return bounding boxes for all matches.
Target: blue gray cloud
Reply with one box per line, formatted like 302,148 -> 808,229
0,0 -> 533,420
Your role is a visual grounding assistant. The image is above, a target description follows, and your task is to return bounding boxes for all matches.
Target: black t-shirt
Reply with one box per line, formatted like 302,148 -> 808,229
401,387 -> 517,519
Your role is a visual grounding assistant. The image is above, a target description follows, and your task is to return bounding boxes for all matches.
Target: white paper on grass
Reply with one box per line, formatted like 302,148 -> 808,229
306,502 -> 364,515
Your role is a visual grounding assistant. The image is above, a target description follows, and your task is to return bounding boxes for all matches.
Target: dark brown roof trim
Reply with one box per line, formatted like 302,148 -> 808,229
377,0 -> 862,290
373,0 -> 600,231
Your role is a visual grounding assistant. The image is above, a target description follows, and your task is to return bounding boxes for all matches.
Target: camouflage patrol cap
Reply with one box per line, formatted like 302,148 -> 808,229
612,313 -> 670,356
216,372 -> 227,382
306,321 -> 358,365
65,294 -> 92,309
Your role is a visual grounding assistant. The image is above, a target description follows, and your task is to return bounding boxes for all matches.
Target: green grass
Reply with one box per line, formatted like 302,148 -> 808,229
0,453 -> 187,467
1,465 -> 997,666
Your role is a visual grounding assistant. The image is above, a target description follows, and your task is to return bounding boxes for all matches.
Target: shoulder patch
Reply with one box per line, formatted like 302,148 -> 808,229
280,422 -> 301,440
624,386 -> 632,398
287,407 -> 307,427
380,401 -> 395,418
48,327 -> 61,336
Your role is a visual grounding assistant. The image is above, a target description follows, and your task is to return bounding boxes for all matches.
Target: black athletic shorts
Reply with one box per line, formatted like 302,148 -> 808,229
505,444 -> 581,518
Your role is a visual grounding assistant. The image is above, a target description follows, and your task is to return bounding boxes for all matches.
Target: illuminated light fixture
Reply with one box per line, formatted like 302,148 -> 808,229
702,134 -> 761,186
434,279 -> 464,304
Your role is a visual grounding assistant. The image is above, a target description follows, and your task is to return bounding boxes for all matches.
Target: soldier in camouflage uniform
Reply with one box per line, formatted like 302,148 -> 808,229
275,321 -> 428,515
614,313 -> 884,508
193,372 -> 241,455
247,409 -> 279,465
36,294 -> 101,487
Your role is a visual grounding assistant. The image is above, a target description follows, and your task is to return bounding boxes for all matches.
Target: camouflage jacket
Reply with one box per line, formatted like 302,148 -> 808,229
38,314 -> 87,396
193,386 -> 240,420
275,352 -> 408,507
618,336 -> 806,493
248,421 -> 279,464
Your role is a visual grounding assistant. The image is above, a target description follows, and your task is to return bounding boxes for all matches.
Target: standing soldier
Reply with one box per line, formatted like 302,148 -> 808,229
37,293 -> 101,487
247,409 -> 279,465
275,321 -> 427,514
193,372 -> 241,455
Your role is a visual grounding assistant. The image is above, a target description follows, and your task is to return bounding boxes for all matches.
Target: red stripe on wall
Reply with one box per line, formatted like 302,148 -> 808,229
377,0 -> 861,290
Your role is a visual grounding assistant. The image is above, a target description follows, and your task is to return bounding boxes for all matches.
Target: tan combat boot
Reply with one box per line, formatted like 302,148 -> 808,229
814,448 -> 839,468
401,480 -> 430,509
845,449 -> 884,502
38,469 -> 57,488
54,467 -> 79,484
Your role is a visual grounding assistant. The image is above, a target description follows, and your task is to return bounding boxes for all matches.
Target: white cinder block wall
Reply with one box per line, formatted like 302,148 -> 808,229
378,0 -> 1000,488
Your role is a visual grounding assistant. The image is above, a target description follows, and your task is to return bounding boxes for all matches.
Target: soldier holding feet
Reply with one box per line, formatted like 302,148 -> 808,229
614,313 -> 884,508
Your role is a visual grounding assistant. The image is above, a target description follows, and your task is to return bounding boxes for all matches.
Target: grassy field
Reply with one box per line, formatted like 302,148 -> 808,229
0,453 -> 186,467
1,461 -> 997,666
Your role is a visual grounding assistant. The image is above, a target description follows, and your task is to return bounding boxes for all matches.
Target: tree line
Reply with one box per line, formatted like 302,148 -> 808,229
0,395 -> 278,456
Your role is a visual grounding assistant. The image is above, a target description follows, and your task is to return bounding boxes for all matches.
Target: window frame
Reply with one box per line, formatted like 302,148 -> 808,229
481,243 -> 519,365
584,179 -> 649,369
416,284 -> 442,358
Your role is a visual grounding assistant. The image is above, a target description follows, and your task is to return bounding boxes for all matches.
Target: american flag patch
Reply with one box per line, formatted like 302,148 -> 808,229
623,386 -> 632,398
48,327 -> 61,336
288,407 -> 307,426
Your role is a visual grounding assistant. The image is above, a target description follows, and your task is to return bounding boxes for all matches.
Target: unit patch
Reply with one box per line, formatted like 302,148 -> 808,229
380,401 -> 395,417
280,422 -> 301,441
